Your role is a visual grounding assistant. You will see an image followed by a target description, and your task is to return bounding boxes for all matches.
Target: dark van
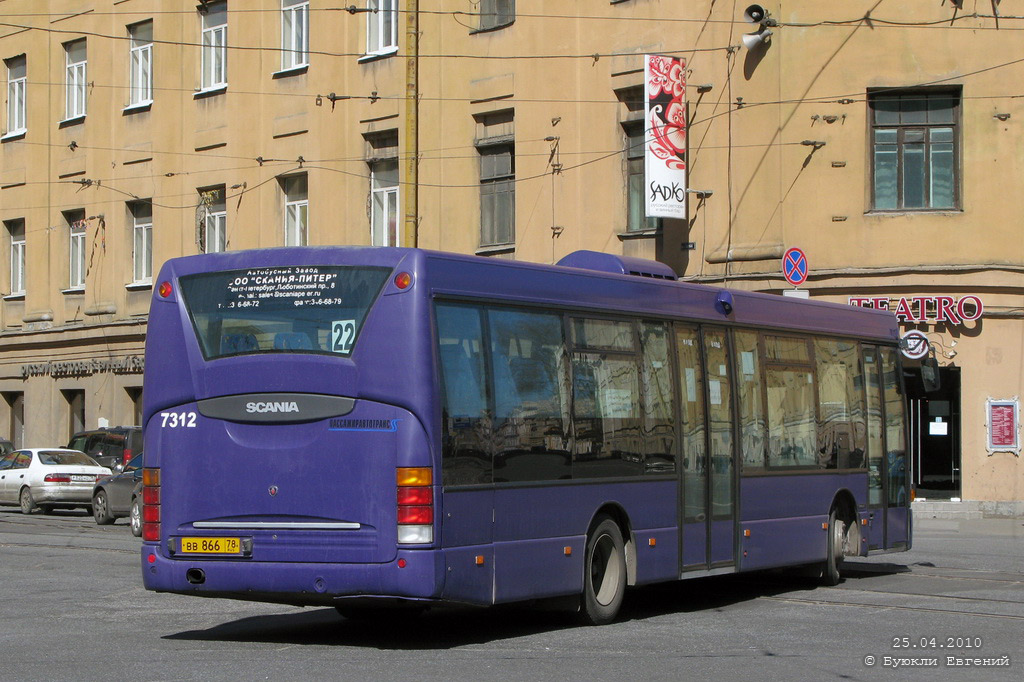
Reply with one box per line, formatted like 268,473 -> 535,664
67,427 -> 142,472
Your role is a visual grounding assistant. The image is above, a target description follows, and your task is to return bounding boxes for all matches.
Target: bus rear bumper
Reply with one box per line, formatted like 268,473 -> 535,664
140,545 -> 447,607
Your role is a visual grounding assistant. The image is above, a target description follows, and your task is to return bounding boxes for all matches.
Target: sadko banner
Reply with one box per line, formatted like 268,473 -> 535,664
644,54 -> 688,219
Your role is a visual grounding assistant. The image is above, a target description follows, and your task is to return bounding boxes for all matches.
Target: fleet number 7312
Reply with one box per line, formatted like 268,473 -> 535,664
160,411 -> 197,428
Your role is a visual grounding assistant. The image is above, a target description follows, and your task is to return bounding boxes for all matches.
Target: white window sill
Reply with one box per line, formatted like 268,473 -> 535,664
59,115 -> 86,127
358,47 -> 398,63
125,281 -> 152,291
61,287 -> 85,295
1,129 -> 26,142
123,101 -> 153,114
194,85 -> 228,99
3,292 -> 25,301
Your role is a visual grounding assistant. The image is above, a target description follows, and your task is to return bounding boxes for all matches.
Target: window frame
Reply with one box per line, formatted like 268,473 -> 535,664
869,88 -> 961,212
64,40 -> 87,121
128,21 -> 154,108
477,0 -> 515,32
5,55 -> 26,136
280,0 -> 309,71
200,2 -> 228,92
66,211 -> 86,291
624,121 -> 662,234
365,0 -> 398,57
130,201 -> 153,285
369,159 -> 399,246
282,174 -> 308,247
199,187 -> 226,253
6,219 -> 25,296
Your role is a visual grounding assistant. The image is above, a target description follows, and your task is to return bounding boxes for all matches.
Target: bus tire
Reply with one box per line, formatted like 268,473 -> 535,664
580,516 -> 626,625
822,508 -> 846,586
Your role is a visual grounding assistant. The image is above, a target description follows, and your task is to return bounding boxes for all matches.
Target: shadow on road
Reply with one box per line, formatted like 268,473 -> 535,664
162,563 -> 910,648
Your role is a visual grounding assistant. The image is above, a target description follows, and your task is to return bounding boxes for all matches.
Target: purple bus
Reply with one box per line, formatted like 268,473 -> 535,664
141,247 -> 910,624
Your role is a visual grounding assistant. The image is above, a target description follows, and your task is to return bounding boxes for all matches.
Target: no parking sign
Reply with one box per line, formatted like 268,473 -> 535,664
782,248 -> 808,287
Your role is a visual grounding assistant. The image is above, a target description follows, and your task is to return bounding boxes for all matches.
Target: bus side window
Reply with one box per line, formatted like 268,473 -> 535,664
436,303 -> 491,486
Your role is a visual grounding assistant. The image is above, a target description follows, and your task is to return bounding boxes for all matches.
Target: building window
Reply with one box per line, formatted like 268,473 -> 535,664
625,123 -> 661,233
199,187 -> 226,253
281,0 -> 309,70
370,161 -> 399,246
5,55 -> 26,135
5,219 -> 25,296
366,130 -> 399,246
130,201 -> 153,284
128,21 -> 153,107
282,174 -> 308,246
870,89 -> 959,211
476,111 -> 515,248
62,389 -> 85,440
366,0 -> 398,56
478,0 -> 515,31
201,2 -> 228,90
65,210 -> 86,290
64,40 -> 87,120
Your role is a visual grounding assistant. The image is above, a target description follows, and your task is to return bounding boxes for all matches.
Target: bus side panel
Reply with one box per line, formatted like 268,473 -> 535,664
739,516 -> 827,571
739,473 -> 869,570
886,506 -> 910,548
491,480 -> 678,603
740,473 -> 868,521
440,488 -> 495,605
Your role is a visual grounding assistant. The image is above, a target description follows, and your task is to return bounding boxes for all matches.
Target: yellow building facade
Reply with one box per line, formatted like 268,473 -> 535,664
0,1 -> 1021,507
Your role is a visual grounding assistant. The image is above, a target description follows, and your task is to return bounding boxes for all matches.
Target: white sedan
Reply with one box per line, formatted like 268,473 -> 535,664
0,448 -> 112,514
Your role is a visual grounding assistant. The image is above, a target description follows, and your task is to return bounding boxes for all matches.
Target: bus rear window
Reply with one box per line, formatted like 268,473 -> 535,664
178,265 -> 390,359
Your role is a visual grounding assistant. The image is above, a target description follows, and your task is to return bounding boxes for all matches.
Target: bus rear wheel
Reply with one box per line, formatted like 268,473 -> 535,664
822,508 -> 847,586
580,516 -> 626,625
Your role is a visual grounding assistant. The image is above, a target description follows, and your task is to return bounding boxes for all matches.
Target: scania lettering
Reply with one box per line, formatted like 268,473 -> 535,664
245,401 -> 300,414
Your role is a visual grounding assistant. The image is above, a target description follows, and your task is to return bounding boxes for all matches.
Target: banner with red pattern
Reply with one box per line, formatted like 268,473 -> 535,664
645,55 -> 687,219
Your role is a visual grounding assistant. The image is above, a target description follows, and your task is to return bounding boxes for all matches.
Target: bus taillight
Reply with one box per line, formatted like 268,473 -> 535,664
396,467 -> 433,544
142,467 -> 161,542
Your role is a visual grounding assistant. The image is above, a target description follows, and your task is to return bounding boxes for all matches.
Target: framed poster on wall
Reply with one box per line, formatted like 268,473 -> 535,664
986,398 -> 1020,454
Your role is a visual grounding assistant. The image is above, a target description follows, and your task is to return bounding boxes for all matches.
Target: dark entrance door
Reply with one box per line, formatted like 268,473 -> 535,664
907,366 -> 961,498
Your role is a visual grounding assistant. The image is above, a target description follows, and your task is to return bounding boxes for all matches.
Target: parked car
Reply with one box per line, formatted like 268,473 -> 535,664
67,426 -> 142,472
0,448 -> 111,514
92,453 -> 143,536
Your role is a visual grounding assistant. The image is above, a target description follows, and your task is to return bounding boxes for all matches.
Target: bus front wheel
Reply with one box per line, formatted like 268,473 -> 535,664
581,516 -> 626,625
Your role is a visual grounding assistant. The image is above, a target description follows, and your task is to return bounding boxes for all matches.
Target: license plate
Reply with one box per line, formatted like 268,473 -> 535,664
179,537 -> 242,554
71,475 -> 94,482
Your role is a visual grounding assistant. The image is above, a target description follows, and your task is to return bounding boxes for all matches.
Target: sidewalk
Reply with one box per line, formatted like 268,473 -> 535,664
912,497 -> 1024,519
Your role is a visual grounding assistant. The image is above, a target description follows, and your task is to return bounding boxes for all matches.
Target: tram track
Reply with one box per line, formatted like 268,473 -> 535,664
760,593 -> 1024,621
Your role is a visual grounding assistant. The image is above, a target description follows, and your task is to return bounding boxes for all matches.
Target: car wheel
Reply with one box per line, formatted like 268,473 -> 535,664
19,487 -> 36,515
129,497 -> 143,537
92,490 -> 114,525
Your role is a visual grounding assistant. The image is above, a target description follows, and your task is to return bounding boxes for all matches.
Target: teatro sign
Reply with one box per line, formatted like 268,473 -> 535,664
848,295 -> 983,325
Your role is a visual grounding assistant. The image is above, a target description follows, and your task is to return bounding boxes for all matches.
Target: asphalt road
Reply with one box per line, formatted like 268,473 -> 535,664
0,508 -> 1020,682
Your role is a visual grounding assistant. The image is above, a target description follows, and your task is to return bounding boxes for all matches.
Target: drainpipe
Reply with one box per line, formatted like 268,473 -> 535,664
403,0 -> 419,247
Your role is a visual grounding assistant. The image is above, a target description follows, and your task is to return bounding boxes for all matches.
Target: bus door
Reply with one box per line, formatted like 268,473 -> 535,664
881,347 -> 910,549
864,345 -> 911,550
675,325 -> 737,570
703,327 -> 737,566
